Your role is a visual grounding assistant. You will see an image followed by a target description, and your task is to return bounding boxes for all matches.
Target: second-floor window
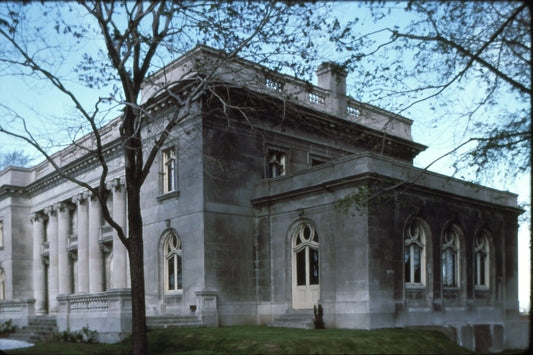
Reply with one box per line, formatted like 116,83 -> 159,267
162,146 -> 177,194
268,150 -> 286,178
0,219 -> 3,248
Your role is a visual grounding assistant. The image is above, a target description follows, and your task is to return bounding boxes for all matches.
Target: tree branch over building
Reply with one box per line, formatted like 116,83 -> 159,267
0,2 -> 339,354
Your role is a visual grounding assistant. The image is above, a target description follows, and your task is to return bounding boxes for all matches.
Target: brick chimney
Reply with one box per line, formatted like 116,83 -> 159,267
316,62 -> 347,116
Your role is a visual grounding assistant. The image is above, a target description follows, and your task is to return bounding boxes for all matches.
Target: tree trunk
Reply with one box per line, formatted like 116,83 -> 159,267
122,106 -> 148,355
127,186 -> 147,355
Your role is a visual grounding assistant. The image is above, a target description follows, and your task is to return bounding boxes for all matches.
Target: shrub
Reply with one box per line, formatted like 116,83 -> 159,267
0,319 -> 18,335
313,304 -> 325,329
54,325 -> 98,343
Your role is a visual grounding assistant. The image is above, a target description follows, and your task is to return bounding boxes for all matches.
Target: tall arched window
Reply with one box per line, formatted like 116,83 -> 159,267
442,224 -> 461,287
404,218 -> 426,285
164,232 -> 182,292
475,230 -> 490,288
293,223 -> 319,286
292,222 -> 319,309
0,268 -> 6,300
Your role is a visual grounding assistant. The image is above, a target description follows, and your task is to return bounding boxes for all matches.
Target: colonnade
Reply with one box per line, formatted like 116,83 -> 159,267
31,177 -> 129,315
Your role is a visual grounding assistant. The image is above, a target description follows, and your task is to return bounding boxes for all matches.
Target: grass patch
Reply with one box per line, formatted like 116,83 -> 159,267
8,326 -> 473,354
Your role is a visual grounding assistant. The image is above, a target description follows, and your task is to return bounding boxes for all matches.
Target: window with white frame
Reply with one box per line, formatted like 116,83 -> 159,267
0,268 -> 5,300
404,218 -> 426,286
267,150 -> 286,178
0,219 -> 3,248
475,230 -> 490,288
164,232 -> 182,292
162,146 -> 177,194
293,223 -> 319,286
442,224 -> 461,287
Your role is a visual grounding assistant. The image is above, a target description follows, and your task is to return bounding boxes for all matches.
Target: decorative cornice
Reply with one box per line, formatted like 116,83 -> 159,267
0,184 -> 29,200
27,139 -> 123,196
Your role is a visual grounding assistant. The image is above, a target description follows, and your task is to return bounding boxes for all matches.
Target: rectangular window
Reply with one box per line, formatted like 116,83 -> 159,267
308,153 -> 329,168
162,146 -> 177,194
267,150 -> 286,178
0,220 -> 3,248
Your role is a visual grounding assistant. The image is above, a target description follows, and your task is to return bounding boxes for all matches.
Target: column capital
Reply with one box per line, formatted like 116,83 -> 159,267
31,211 -> 47,223
72,192 -> 88,205
57,201 -> 75,213
44,205 -> 57,216
83,190 -> 92,200
106,177 -> 126,192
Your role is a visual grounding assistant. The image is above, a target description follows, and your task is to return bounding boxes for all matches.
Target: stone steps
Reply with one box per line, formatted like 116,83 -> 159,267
147,315 -> 206,329
10,316 -> 57,343
269,309 -> 314,329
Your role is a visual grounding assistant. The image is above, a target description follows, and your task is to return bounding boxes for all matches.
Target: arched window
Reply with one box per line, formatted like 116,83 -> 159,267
293,223 -> 319,286
475,230 -> 490,288
404,218 -> 426,285
164,233 -> 182,292
442,224 -> 461,287
292,222 -> 319,309
0,268 -> 6,300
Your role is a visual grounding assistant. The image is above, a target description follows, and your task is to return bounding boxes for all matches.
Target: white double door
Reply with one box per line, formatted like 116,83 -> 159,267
292,244 -> 320,309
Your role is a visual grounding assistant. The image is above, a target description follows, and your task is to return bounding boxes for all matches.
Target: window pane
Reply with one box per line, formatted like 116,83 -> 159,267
479,254 -> 485,286
451,252 -> 456,285
268,151 -> 286,178
167,160 -> 175,191
309,248 -> 319,285
177,255 -> 182,290
405,246 -> 411,283
443,249 -> 456,286
168,257 -> 175,290
413,246 -> 421,283
296,249 -> 306,286
303,226 -> 311,240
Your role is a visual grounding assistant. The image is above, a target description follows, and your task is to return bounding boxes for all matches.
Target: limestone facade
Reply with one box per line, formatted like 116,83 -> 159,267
0,46 -> 527,350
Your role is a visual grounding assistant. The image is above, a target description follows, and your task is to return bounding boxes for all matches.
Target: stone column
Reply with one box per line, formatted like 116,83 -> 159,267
88,194 -> 104,293
73,193 -> 89,294
57,202 -> 72,295
109,177 -> 128,289
31,212 -> 47,315
45,205 -> 59,313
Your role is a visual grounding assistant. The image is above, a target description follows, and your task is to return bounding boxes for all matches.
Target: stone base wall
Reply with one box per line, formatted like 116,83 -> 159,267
57,289 -> 132,343
0,298 -> 35,328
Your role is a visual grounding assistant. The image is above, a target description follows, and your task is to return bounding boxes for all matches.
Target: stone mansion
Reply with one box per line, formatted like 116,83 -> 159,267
0,46 -> 527,350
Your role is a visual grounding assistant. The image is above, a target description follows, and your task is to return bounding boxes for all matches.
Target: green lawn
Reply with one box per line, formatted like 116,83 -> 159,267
7,326 -> 474,354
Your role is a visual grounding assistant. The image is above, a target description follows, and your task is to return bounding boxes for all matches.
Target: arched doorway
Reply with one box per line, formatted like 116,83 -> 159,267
292,222 -> 319,309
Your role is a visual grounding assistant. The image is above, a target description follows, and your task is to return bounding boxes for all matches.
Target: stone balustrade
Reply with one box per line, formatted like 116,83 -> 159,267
67,294 -> 109,313
57,289 -> 131,343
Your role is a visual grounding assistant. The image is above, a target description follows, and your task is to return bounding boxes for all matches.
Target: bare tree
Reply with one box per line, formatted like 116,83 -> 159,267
332,1 -> 530,180
332,1 -> 531,349
0,149 -> 32,170
0,1 -> 340,353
